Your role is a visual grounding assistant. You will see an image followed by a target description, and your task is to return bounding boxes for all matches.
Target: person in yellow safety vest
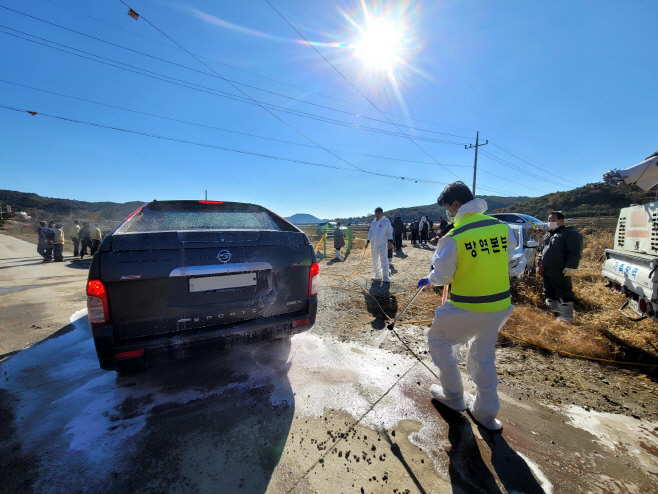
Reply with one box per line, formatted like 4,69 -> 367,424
417,181 -> 517,431
53,223 -> 65,262
67,220 -> 81,257
90,226 -> 103,256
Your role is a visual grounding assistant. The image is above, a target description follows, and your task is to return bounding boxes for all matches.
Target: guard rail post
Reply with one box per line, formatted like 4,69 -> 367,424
322,224 -> 327,258
346,225 -> 353,255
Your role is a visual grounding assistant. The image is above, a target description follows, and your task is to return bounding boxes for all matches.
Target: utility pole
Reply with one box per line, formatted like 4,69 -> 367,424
465,131 -> 488,195
205,190 -> 207,201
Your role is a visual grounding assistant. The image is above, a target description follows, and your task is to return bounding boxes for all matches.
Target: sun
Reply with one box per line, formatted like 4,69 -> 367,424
354,20 -> 404,69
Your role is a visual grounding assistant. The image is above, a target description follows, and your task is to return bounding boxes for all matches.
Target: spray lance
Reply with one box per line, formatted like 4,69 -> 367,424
387,281 -> 450,331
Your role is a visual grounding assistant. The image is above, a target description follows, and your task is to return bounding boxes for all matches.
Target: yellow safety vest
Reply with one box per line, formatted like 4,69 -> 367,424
446,212 -> 511,312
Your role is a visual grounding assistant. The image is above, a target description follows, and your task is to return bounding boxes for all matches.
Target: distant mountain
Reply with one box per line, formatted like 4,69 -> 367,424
337,195 -> 530,224
492,183 -> 654,218
0,190 -> 143,221
285,213 -> 324,224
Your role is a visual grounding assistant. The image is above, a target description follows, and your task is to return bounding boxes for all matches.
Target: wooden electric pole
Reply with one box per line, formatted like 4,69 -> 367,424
465,131 -> 488,195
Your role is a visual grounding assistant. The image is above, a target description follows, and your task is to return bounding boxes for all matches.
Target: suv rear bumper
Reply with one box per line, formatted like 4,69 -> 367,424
91,297 -> 317,371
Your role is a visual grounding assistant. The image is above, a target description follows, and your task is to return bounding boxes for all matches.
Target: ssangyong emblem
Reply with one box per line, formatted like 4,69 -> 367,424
217,250 -> 232,263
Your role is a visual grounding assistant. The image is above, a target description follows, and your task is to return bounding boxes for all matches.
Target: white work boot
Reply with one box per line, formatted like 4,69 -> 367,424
382,270 -> 392,283
545,298 -> 559,315
464,392 -> 502,431
430,384 -> 466,411
372,271 -> 382,281
558,301 -> 575,324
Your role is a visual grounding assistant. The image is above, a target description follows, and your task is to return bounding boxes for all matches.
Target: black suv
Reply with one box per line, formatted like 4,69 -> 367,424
87,200 -> 318,371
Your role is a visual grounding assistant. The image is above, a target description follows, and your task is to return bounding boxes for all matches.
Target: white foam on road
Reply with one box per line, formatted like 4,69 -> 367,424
286,332 -> 431,430
515,452 -> 554,494
551,403 -> 658,475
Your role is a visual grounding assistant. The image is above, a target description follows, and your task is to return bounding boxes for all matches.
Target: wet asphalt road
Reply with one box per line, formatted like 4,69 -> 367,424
1,309 -> 658,494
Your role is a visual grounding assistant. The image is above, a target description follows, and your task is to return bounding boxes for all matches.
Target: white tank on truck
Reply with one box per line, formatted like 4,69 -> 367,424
602,151 -> 658,321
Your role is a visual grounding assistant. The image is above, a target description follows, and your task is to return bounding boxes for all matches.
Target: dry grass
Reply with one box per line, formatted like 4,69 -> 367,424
506,229 -> 658,364
335,228 -> 658,365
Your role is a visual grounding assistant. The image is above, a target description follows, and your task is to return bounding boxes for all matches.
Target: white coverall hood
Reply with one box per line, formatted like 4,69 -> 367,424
453,198 -> 488,221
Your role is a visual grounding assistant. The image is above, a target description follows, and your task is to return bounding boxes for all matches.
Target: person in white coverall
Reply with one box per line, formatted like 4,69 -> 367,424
365,207 -> 394,282
418,181 -> 517,431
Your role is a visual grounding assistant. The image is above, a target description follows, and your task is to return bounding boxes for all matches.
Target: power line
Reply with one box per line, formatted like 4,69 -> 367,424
487,140 -> 581,186
0,27 -> 466,146
479,150 -> 581,189
39,0 -> 477,134
0,78 -> 472,168
0,5 -> 472,140
264,0 -> 465,182
0,103 -> 454,186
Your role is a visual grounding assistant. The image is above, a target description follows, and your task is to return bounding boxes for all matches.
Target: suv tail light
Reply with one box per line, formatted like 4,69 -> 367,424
640,298 -> 647,313
87,279 -> 110,324
309,262 -> 319,296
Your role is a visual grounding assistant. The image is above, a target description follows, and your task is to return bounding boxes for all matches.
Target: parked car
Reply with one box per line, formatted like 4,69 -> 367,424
87,200 -> 318,371
490,213 -> 548,231
316,221 -> 346,236
507,224 -> 540,279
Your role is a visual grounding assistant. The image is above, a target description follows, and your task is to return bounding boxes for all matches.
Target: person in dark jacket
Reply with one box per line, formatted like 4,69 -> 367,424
537,211 -> 583,323
438,216 -> 448,236
36,221 -> 52,262
45,221 -> 56,260
420,215 -> 429,244
333,222 -> 345,260
79,222 -> 92,259
392,216 -> 405,250
410,218 -> 420,245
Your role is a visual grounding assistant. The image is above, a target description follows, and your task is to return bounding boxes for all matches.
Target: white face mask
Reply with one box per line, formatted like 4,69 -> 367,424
548,221 -> 559,230
445,203 -> 457,223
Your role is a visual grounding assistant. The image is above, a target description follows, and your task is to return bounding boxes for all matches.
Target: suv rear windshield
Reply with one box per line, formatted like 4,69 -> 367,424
120,201 -> 296,233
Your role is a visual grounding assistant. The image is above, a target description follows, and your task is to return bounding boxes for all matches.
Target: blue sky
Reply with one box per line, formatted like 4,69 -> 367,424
1,0 -> 657,219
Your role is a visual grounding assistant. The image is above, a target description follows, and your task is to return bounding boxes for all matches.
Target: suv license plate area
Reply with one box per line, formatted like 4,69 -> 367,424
189,273 -> 257,292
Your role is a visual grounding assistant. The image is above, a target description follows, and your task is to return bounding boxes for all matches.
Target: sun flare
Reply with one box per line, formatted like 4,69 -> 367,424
354,20 -> 404,69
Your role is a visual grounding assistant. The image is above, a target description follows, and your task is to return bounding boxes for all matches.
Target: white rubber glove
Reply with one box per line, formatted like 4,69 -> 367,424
563,267 -> 575,276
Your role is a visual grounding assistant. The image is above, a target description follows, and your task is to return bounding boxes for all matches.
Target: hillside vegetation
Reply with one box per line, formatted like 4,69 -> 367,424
0,190 -> 143,221
339,195 -> 529,223
494,183 -> 654,218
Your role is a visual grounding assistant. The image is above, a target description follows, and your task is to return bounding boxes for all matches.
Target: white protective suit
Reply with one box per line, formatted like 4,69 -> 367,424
426,198 -> 517,430
367,216 -> 393,281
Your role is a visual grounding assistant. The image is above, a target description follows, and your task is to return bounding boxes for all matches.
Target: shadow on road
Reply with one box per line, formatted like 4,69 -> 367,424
433,399 -> 545,493
0,317 -> 295,494
65,258 -> 92,269
433,400 -> 503,493
364,282 -> 398,329
477,423 -> 546,494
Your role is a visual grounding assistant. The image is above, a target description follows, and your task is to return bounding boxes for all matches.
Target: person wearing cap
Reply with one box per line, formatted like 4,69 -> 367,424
537,211 -> 583,324
417,181 -> 517,431
365,207 -> 393,282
